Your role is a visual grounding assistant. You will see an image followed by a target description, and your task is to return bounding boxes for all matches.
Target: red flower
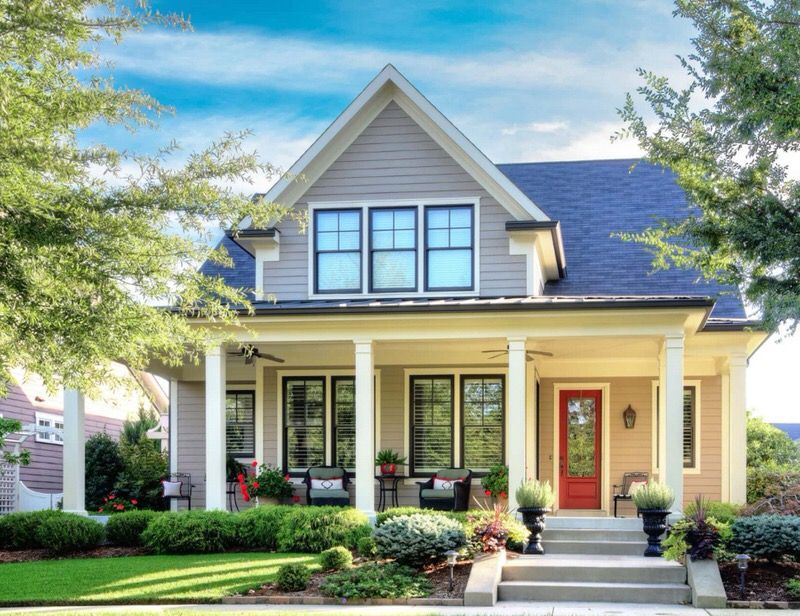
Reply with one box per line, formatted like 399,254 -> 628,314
251,460 -> 258,467
292,495 -> 300,503
130,499 -> 138,505
484,490 -> 492,497
98,508 -> 104,513
284,474 -> 290,481
237,473 -> 245,483
108,495 -> 115,500
252,481 -> 260,489
103,497 -> 108,503
499,491 -> 507,498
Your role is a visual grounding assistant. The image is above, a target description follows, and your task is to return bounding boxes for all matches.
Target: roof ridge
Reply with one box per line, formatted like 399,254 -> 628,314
497,157 -> 644,166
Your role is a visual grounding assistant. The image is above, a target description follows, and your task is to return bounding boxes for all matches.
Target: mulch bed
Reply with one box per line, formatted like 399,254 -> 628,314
720,559 -> 800,602
0,546 -> 147,564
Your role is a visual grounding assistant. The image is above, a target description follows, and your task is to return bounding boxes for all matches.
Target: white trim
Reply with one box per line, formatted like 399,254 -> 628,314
34,411 -> 64,445
254,363 -> 265,464
168,378 -> 179,512
307,197 -> 481,299
551,382 -> 611,515
649,379 -> 702,475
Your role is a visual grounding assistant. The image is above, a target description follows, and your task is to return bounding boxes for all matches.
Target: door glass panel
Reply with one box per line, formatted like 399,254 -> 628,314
567,396 -> 596,477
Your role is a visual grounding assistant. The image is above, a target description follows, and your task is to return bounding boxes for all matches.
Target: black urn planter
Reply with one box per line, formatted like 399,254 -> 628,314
519,506 -> 550,555
639,508 -> 671,557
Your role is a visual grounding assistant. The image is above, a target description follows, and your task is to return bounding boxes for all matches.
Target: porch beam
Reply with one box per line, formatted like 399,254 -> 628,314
728,353 -> 747,504
205,345 -> 227,511
507,337 -> 527,511
62,388 -> 86,515
662,334 -> 684,512
354,339 -> 375,517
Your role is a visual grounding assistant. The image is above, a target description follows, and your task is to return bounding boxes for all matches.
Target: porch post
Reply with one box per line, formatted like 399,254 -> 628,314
168,378 -> 179,512
205,345 -> 227,511
728,353 -> 748,505
662,334 -> 684,512
62,388 -> 86,515
507,337 -> 527,511
354,339 -> 375,517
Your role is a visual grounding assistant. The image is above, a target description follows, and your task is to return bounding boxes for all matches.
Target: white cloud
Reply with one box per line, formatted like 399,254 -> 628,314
501,121 -> 569,136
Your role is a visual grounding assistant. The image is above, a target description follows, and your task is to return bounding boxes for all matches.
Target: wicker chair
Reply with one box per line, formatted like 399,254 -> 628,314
162,473 -> 193,510
303,466 -> 350,506
612,471 -> 649,517
417,468 -> 472,511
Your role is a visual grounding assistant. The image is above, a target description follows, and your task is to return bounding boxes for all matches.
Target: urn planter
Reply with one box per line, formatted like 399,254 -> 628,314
255,496 -> 280,507
639,508 -> 670,557
518,506 -> 550,555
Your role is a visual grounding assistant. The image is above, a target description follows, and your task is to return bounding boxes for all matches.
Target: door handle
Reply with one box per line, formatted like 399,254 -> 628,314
559,457 -> 565,476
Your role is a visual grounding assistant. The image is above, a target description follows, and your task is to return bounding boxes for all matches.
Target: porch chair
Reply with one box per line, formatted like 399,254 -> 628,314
162,472 -> 193,510
417,468 -> 473,511
612,471 -> 649,517
304,466 -> 351,506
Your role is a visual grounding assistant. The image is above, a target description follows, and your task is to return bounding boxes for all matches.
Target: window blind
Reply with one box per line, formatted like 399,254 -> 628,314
410,376 -> 453,475
284,378 -> 325,472
462,376 -> 504,472
225,391 -> 255,457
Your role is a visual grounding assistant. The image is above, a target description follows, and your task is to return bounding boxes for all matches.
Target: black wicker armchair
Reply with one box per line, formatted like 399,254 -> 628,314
303,466 -> 351,506
417,468 -> 472,511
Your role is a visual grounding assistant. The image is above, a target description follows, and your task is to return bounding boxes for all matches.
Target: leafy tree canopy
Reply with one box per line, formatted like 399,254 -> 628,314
746,413 -> 800,469
0,0 -> 295,397
619,0 -> 800,331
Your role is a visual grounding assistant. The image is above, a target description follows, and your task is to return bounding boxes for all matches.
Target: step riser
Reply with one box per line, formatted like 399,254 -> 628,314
545,517 -> 643,530
542,529 -> 646,542
544,542 -> 646,556
502,566 -> 686,584
498,584 -> 691,604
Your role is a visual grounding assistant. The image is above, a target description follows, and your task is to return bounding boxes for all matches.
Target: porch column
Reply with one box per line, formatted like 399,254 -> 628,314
662,334 -> 684,512
205,345 -> 227,511
62,388 -> 86,515
728,353 -> 748,505
168,378 -> 179,512
354,340 -> 375,517
507,337 -> 527,511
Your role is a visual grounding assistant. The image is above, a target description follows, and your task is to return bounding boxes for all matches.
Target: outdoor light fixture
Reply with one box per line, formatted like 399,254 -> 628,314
735,554 -> 750,597
623,405 -> 637,429
444,550 -> 458,591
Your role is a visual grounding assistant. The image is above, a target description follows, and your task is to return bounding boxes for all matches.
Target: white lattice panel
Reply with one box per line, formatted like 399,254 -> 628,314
0,459 -> 18,514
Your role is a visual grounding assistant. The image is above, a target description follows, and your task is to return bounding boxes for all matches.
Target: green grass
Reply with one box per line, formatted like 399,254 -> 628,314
0,552 -> 318,605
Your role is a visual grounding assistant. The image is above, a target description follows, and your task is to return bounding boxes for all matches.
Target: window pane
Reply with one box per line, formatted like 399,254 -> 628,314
315,209 -> 361,293
462,377 -> 504,471
394,229 -> 415,249
463,427 -> 503,471
449,207 -> 472,228
339,231 -> 360,250
395,209 -> 415,229
450,228 -> 471,248
372,230 -> 393,249
427,229 -> 449,248
225,392 -> 254,457
683,387 -> 695,468
411,377 -> 453,475
427,209 -> 449,229
284,378 -> 325,471
339,211 -> 360,231
372,251 -> 415,290
316,211 -> 338,232
427,249 -> 472,289
566,396 -> 596,478
334,379 -> 356,469
317,252 -> 360,291
372,210 -> 393,230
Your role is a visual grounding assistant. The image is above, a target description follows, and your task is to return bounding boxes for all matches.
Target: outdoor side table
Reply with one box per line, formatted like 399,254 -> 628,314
375,474 -> 405,511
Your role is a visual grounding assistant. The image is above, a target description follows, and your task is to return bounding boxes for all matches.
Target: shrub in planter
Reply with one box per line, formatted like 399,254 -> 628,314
356,535 -> 378,558
141,510 -> 238,554
684,499 -> 741,524
374,513 -> 466,567
481,464 -> 509,501
662,497 -> 732,562
235,505 -> 294,550
631,481 -> 674,557
730,515 -> 800,561
0,509 -> 62,550
238,462 -> 294,504
105,510 -> 159,547
320,562 -> 431,599
36,515 -> 104,554
275,563 -> 311,592
320,546 -> 353,571
516,479 -> 555,555
275,506 -> 371,553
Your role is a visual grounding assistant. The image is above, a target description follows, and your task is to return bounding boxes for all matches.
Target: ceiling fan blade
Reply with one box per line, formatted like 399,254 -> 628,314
256,352 -> 285,364
486,353 -> 506,360
481,350 -> 507,354
244,355 -> 254,365
528,350 -> 554,357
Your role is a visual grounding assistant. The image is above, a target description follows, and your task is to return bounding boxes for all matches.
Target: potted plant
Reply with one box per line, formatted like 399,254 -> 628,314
482,464 -> 509,506
237,461 -> 294,506
375,449 -> 407,475
631,480 -> 675,557
516,479 -> 555,555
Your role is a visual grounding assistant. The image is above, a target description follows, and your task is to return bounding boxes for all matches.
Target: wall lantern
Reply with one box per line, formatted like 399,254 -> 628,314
623,405 -> 637,429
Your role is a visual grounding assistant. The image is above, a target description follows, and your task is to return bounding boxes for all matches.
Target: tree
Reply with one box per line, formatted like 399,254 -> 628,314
120,407 -> 159,451
0,1 -> 297,397
618,0 -> 800,331
85,432 -> 123,511
0,419 -> 30,465
747,413 -> 800,469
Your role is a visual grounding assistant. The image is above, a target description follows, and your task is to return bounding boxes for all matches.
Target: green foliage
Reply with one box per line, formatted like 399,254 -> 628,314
617,0 -> 800,330
356,535 -> 378,559
275,563 -> 311,592
235,505 -> 294,550
375,506 -> 459,526
374,514 -> 466,567
374,449 -> 407,465
515,479 -> 555,509
319,546 -> 353,571
319,562 -> 432,599
0,418 -> 30,465
662,499 -> 732,563
786,578 -> 800,601
631,481 -> 675,510
85,432 -> 124,512
0,0 -> 295,397
747,467 -> 800,505
748,415 -> 800,469
114,431 -> 168,510
481,464 -> 509,498
464,508 -> 529,553
684,500 -> 742,524
141,511 -> 238,554
105,510 -> 159,547
730,515 -> 800,561
0,510 -> 63,549
35,515 -> 104,554
275,507 -> 372,553
240,463 -> 293,500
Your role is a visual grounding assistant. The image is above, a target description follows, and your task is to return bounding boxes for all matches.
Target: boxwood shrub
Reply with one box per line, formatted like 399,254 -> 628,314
105,510 -> 160,547
374,513 -> 466,566
235,505 -> 294,550
730,515 -> 800,561
141,510 -> 238,554
275,506 -> 371,553
0,510 -> 70,550
320,545 -> 353,571
276,563 -> 311,592
36,514 -> 104,554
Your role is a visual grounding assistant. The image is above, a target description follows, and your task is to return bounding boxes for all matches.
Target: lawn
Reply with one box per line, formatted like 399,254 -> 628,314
0,552 -> 319,605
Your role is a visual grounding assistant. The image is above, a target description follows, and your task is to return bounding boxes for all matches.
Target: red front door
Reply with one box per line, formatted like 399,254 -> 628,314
559,389 -> 602,509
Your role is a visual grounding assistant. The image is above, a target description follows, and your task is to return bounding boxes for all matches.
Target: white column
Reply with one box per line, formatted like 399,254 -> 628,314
728,353 -> 748,505
62,388 -> 86,515
354,339 -> 375,517
205,345 -> 227,511
662,334 -> 684,512
255,360 -> 265,464
507,337 -> 527,510
168,378 -> 179,512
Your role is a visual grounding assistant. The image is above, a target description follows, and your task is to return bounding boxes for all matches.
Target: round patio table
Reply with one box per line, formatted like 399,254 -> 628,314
375,474 -> 406,511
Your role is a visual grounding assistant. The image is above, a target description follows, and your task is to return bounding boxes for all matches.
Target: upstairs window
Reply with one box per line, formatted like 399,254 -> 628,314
35,412 -> 63,444
370,208 -> 417,292
425,206 -> 474,291
226,391 -> 255,458
314,209 -> 361,293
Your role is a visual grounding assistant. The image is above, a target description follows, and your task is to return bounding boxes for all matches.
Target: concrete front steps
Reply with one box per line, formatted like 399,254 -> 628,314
498,518 -> 691,604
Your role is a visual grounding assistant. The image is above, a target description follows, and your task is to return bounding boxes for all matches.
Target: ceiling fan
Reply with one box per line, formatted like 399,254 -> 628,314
482,347 -> 553,361
227,346 -> 285,364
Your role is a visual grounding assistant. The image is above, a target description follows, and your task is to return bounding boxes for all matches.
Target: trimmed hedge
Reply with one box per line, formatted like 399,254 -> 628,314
0,510 -> 63,550
105,510 -> 160,547
374,514 -> 466,566
141,510 -> 238,554
36,515 -> 104,554
235,505 -> 294,550
730,515 -> 800,561
275,506 -> 371,553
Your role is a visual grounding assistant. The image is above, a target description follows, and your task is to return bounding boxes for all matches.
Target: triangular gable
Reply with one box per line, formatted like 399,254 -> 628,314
260,65 -> 549,222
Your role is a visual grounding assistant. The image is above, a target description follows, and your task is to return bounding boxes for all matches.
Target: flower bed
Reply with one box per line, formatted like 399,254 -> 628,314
720,560 -> 800,603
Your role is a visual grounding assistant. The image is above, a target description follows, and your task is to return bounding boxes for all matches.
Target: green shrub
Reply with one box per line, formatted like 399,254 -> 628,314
374,514 -> 466,567
0,510 -> 63,549
463,509 -> 529,552
276,563 -> 311,592
105,510 -> 159,547
115,413 -> 168,511
730,515 -> 800,561
684,500 -> 742,524
375,506 -> 458,526
631,481 -> 674,510
786,578 -> 800,601
356,535 -> 378,558
235,505 -> 294,550
141,510 -> 238,554
746,467 -> 800,504
36,515 -> 104,554
85,433 -> 124,512
320,546 -> 353,571
320,562 -> 431,599
275,507 -> 371,553
516,479 -> 555,509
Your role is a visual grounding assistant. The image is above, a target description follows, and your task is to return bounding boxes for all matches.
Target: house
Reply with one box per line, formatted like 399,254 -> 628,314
57,65 -> 766,517
771,423 -> 800,444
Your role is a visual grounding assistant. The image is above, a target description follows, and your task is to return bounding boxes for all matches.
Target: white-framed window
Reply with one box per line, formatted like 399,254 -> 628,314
35,411 -> 64,444
226,390 -> 255,458
652,380 -> 701,473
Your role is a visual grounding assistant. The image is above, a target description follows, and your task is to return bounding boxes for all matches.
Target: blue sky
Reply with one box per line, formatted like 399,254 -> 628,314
87,0 -> 797,422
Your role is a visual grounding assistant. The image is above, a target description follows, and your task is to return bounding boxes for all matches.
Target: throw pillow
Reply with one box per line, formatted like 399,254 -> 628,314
433,476 -> 464,490
162,480 -> 182,497
311,477 -> 344,490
